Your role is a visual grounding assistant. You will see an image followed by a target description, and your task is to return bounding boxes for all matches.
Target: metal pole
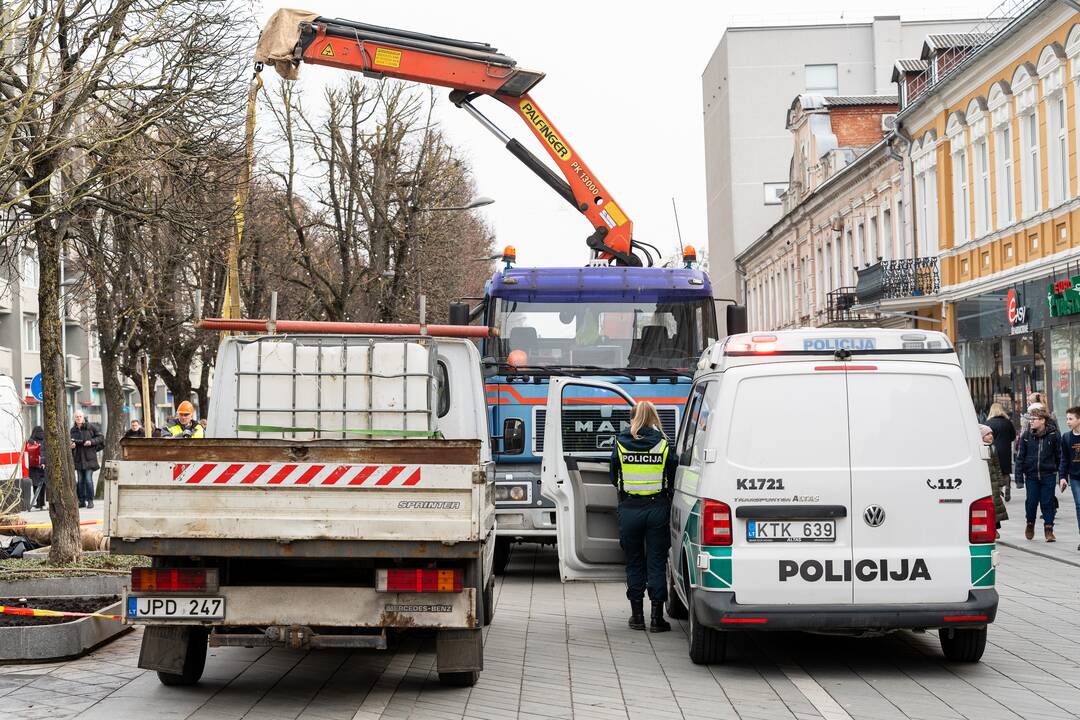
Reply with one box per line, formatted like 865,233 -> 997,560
269,291 -> 278,335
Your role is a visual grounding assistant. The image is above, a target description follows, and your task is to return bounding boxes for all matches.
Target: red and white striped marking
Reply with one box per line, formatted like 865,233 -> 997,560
171,462 -> 422,487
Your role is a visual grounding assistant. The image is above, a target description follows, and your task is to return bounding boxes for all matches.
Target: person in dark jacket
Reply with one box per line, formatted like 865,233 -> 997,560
123,419 -> 143,439
25,426 -> 45,510
609,400 -> 677,633
1058,406 -> 1080,550
986,403 -> 1016,501
70,412 -> 104,509
1016,406 -> 1060,542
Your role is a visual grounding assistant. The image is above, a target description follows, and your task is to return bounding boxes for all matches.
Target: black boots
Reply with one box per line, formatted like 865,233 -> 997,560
628,600 -> 645,630
650,602 -> 671,633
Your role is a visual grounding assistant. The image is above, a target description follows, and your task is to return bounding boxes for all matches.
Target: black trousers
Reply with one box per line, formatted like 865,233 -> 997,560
618,498 -> 671,603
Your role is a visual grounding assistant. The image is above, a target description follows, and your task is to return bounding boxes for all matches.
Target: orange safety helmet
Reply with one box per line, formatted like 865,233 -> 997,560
176,400 -> 195,416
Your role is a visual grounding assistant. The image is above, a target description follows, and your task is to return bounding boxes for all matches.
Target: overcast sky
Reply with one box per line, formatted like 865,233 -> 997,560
256,1 -> 993,268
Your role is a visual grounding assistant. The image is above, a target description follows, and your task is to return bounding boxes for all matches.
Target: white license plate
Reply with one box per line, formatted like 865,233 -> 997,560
746,520 -> 835,543
126,596 -> 225,620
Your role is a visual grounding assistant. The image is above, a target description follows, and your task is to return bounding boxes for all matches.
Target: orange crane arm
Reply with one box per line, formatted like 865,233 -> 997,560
292,17 -> 639,265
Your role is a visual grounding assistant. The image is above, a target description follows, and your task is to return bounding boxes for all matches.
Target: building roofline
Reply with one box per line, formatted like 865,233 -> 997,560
723,17 -> 983,33
897,0 -> 1056,123
736,137 -> 895,265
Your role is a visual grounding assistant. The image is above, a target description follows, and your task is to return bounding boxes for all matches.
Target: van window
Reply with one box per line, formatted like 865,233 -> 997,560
677,385 -> 706,466
847,373 -> 968,468
727,374 -> 848,468
436,361 -> 450,418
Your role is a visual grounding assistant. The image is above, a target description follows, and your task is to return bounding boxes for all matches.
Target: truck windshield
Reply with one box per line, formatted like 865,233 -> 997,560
491,298 -> 716,369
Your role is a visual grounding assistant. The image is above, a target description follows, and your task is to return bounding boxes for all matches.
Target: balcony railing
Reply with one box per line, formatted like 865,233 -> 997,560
826,287 -> 860,325
857,257 -> 940,304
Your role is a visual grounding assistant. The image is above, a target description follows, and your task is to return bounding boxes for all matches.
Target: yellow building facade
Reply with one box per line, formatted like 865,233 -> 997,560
899,3 -> 1080,417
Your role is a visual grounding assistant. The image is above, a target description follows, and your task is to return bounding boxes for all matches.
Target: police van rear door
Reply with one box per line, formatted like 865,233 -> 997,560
540,377 -> 635,582
722,361 -> 854,604
846,360 -> 982,604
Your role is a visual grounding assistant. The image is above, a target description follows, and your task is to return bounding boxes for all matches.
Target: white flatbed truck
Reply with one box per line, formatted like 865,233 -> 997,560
105,332 -> 494,687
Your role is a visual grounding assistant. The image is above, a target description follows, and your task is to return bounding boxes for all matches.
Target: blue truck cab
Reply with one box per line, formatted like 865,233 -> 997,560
481,265 -> 717,573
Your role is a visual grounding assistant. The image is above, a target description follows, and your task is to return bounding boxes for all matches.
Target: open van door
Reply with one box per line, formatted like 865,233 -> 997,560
541,377 -> 635,582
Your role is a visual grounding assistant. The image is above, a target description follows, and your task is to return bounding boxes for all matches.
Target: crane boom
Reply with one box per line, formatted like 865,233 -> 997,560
261,13 -> 640,265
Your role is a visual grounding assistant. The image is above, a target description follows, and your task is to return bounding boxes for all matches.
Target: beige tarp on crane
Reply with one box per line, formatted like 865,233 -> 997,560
254,9 -> 319,80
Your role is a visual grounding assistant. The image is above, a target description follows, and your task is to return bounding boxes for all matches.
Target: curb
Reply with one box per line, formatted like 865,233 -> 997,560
0,575 -> 132,663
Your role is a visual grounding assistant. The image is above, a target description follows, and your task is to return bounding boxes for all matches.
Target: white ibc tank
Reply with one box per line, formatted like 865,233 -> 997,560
234,338 -> 432,440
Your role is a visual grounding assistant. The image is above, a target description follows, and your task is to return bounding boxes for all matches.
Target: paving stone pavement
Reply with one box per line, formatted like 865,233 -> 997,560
3,529 -> 1080,720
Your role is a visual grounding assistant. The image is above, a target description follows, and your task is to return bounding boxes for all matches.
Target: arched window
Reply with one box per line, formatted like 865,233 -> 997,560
1013,62 -> 1041,217
1038,43 -> 1069,206
1067,25 -> 1080,191
946,112 -> 970,244
988,80 -> 1015,228
911,131 -> 939,256
966,98 -> 991,237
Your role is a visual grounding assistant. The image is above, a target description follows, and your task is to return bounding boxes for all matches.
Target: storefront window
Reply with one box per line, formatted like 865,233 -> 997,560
1051,326 -> 1071,416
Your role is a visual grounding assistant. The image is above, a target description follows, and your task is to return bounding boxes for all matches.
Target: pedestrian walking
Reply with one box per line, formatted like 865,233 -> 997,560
70,412 -> 104,509
165,401 -> 203,439
609,400 -> 677,633
25,426 -> 45,510
980,424 -> 1008,536
124,419 -> 143,439
1016,406 -> 1060,542
1059,405 -> 1080,551
986,403 -> 1016,501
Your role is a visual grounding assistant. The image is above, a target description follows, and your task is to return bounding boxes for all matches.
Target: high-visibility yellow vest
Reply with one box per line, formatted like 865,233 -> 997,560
616,438 -> 668,496
167,422 -> 204,439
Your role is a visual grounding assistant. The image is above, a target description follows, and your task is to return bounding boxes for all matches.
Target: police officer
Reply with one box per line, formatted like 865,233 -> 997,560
610,400 -> 677,632
166,401 -> 204,438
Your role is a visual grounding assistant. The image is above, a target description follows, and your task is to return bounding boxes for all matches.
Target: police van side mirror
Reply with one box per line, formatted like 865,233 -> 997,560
502,418 -> 524,455
979,445 -> 991,461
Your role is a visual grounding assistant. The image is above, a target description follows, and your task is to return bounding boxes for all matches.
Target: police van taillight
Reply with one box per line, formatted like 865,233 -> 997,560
701,499 -> 732,546
969,496 -> 996,544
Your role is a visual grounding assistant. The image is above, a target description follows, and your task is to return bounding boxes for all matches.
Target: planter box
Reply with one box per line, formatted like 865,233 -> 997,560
0,575 -> 132,662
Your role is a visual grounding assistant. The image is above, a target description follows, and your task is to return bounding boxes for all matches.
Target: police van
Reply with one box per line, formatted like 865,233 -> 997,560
539,328 -> 997,664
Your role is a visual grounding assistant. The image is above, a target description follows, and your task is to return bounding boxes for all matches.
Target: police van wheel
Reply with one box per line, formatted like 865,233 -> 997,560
666,562 -> 688,620
938,626 -> 987,662
493,538 -> 511,576
687,591 -> 726,665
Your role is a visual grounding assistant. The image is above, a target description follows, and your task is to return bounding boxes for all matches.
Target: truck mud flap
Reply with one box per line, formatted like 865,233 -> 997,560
138,625 -> 200,675
436,628 -> 483,673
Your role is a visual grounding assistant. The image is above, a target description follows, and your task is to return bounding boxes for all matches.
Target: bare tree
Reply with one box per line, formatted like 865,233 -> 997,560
0,0 -> 251,562
263,78 -> 494,324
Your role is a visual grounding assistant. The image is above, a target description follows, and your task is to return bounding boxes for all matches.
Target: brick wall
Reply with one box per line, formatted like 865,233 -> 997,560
831,105 -> 897,147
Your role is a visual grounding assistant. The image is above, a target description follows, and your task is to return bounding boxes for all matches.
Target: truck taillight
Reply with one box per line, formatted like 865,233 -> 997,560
376,568 -> 463,593
969,496 -> 996,544
131,568 -> 218,593
701,499 -> 732,546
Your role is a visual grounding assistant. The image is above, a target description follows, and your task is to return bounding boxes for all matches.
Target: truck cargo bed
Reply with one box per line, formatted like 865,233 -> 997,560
108,439 -> 492,556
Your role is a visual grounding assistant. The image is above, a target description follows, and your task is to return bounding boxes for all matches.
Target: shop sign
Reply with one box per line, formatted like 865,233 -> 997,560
1007,288 -> 1029,334
1048,275 -> 1080,318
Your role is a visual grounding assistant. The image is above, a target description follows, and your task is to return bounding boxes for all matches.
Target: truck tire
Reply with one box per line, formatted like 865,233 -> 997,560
156,627 -> 208,686
482,577 -> 495,626
938,627 -> 987,662
666,560 -> 688,620
493,537 -> 511,575
438,670 -> 479,687
687,590 -> 727,665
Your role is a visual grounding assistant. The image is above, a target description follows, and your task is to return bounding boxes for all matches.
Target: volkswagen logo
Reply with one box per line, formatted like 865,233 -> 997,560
863,505 -> 886,527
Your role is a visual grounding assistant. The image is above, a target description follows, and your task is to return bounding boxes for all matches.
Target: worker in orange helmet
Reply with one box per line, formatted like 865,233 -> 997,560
166,400 -> 204,439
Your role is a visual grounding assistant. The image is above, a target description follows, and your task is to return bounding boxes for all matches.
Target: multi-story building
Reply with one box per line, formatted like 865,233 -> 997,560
895,0 -> 1080,418
738,94 -> 919,331
704,15 -> 981,301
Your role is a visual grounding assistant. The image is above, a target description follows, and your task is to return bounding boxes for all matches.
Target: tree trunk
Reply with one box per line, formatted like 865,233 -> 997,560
100,351 -> 126,464
34,166 -> 81,564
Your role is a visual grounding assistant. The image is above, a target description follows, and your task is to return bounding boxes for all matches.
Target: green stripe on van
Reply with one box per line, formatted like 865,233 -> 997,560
682,501 -> 733,590
970,544 -> 995,587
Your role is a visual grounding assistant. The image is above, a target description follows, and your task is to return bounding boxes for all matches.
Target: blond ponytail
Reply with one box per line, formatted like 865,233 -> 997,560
630,400 -> 664,439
